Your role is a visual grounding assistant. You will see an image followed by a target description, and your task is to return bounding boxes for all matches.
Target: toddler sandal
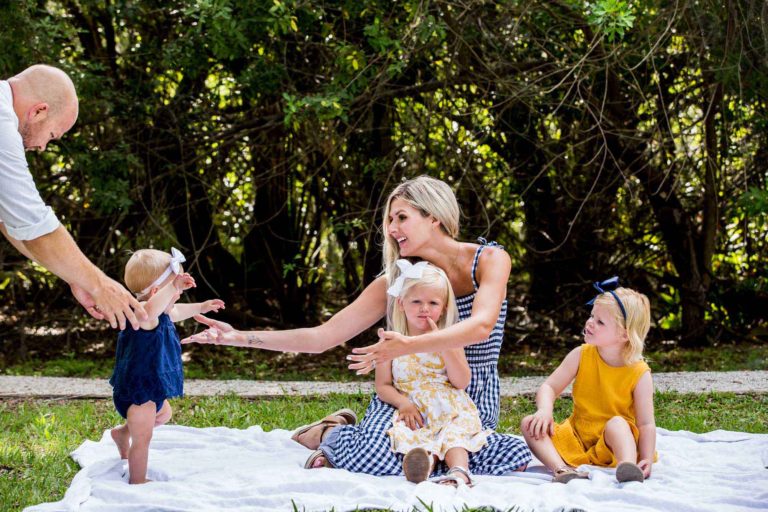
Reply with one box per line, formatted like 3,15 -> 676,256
304,449 -> 334,469
616,461 -> 644,483
430,466 -> 474,487
552,466 -> 589,484
403,448 -> 433,483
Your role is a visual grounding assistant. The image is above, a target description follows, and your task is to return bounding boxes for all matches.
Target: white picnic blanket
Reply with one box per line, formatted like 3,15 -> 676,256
25,426 -> 768,512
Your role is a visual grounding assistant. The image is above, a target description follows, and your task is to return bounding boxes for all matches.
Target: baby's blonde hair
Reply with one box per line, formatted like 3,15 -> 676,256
593,287 -> 651,364
124,249 -> 181,297
390,264 -> 459,335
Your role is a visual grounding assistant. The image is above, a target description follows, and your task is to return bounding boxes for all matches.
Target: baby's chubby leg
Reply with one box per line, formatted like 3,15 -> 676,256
155,400 -> 172,427
110,423 -> 130,459
126,401 -> 158,484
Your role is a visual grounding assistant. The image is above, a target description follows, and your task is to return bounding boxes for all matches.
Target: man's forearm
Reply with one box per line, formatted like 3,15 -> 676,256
21,225 -> 103,290
0,222 -> 35,260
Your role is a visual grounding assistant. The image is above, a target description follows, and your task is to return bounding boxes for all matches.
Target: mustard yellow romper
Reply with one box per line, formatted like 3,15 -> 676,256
552,344 -> 654,467
387,352 -> 489,460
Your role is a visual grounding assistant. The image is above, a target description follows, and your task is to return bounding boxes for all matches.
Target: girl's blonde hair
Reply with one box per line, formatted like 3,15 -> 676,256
390,264 -> 459,335
593,287 -> 651,364
382,174 -> 460,292
124,249 -> 182,298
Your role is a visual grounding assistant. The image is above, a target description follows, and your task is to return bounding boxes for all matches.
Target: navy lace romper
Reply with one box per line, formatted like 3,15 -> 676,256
109,313 -> 184,418
319,239 -> 533,475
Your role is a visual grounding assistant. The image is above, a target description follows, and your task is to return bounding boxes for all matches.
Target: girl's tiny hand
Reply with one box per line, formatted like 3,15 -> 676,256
397,402 -> 424,431
174,273 -> 196,291
202,299 -> 225,313
637,459 -> 652,478
523,410 -> 554,440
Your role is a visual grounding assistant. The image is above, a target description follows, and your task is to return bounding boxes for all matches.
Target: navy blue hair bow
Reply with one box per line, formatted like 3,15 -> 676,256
586,276 -> 627,321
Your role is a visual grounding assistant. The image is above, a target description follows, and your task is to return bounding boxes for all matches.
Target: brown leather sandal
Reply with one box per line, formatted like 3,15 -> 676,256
304,449 -> 333,469
290,408 -> 357,449
403,448 -> 433,483
616,461 -> 644,483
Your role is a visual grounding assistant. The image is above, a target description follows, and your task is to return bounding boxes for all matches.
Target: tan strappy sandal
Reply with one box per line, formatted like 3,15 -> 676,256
290,408 -> 357,449
304,449 -> 333,469
552,466 -> 589,484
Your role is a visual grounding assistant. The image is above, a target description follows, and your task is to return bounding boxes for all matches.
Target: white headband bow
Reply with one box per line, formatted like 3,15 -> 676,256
387,259 -> 430,297
138,247 -> 186,297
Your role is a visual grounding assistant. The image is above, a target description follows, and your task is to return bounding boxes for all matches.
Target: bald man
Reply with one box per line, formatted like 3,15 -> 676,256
0,64 -> 145,329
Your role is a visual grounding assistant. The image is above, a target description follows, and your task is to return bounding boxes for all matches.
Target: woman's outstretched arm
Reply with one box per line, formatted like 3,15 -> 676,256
182,276 -> 388,354
347,247 -> 511,373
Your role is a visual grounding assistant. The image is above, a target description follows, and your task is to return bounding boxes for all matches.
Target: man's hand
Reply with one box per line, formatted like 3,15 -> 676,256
70,283 -> 106,321
89,274 -> 147,330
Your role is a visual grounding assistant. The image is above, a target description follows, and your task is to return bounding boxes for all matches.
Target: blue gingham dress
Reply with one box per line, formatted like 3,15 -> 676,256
320,239 -> 532,475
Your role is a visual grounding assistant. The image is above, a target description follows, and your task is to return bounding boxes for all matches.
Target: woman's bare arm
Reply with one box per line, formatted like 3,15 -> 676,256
348,247 -> 511,372
183,276 -> 388,353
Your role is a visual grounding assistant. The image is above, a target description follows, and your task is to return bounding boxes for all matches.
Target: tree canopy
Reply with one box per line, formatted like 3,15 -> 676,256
1,0 -> 766,360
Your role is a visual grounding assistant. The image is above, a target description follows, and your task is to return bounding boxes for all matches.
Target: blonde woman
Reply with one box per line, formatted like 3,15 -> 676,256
183,176 -> 532,477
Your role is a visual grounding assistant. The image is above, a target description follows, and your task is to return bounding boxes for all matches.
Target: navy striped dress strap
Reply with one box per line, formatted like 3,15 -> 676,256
471,237 -> 505,290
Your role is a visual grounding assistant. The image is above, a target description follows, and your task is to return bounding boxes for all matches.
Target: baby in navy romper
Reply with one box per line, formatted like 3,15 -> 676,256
109,248 -> 224,484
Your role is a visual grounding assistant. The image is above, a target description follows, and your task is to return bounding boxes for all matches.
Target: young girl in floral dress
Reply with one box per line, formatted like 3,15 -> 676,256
377,260 -> 489,486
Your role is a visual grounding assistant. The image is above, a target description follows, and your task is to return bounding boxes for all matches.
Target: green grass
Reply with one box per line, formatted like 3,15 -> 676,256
4,341 -> 768,381
1,392 -> 767,512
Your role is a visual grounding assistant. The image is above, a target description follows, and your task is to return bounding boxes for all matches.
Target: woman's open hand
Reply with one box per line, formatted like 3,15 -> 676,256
347,328 -> 411,375
181,314 -> 238,345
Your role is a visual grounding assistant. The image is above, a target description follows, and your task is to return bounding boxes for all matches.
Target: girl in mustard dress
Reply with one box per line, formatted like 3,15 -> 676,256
521,278 -> 656,484
376,260 -> 489,486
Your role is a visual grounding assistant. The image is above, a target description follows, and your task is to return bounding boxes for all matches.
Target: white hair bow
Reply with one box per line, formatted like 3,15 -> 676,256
138,247 -> 186,297
387,259 -> 430,297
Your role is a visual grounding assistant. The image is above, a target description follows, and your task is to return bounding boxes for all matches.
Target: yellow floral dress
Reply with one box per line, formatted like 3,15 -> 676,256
387,351 -> 489,460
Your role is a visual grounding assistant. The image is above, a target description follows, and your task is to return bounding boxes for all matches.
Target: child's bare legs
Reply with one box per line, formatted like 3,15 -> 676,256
521,417 -> 568,472
603,416 -> 637,464
442,447 -> 470,485
155,400 -> 172,426
111,401 -> 169,461
110,424 -> 130,459
126,401 -> 157,484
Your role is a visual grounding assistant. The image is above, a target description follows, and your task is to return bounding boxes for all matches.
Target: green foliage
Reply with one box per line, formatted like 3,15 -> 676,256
586,0 -> 637,41
2,0 -> 768,348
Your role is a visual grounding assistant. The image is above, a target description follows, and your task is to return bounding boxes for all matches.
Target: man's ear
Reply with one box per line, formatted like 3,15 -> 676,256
27,103 -> 49,123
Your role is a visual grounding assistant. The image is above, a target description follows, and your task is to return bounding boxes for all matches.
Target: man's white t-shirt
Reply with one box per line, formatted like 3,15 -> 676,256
0,80 -> 60,240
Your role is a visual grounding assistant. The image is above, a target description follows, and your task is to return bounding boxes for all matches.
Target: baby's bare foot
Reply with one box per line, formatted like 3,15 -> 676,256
110,427 -> 130,459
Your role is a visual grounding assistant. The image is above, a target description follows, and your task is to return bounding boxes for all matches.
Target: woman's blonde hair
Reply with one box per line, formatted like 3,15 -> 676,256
382,175 -> 460,275
124,249 -> 182,298
390,264 -> 459,335
593,287 -> 651,364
